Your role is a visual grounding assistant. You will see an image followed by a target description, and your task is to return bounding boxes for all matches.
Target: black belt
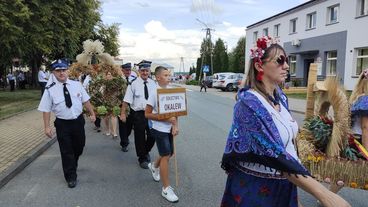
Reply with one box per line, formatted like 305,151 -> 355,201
56,114 -> 83,121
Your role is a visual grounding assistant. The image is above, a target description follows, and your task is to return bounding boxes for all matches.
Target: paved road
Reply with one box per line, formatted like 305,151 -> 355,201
0,89 -> 366,206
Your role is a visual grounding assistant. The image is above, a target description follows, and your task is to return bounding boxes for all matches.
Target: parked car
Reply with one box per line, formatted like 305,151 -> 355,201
232,73 -> 244,91
212,72 -> 240,91
204,76 -> 213,88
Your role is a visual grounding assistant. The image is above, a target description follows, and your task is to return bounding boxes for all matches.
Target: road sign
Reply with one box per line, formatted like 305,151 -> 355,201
202,65 -> 209,73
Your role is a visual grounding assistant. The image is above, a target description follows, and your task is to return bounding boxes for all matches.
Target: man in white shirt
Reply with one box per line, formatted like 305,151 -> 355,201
38,59 -> 96,188
38,65 -> 48,96
120,60 -> 156,169
6,72 -> 15,91
118,63 -> 136,152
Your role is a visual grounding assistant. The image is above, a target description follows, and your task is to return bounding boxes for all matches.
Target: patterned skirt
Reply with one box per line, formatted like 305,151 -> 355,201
221,168 -> 298,207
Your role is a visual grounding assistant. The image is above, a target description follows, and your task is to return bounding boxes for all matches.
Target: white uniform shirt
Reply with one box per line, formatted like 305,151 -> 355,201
240,90 -> 299,175
82,75 -> 92,91
123,77 -> 156,111
38,79 -> 90,120
123,75 -> 136,84
147,85 -> 172,133
38,70 -> 48,83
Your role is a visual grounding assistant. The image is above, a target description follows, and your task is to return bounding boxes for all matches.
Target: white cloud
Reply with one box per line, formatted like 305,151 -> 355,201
117,20 -> 247,72
190,0 -> 223,15
118,21 -> 204,72
222,21 -> 232,27
144,20 -> 176,41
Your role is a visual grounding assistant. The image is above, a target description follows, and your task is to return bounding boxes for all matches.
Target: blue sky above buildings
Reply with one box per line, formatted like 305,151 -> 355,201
100,0 -> 308,71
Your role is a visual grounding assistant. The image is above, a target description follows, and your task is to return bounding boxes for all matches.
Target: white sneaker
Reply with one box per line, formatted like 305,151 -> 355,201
148,162 -> 160,182
162,186 -> 179,203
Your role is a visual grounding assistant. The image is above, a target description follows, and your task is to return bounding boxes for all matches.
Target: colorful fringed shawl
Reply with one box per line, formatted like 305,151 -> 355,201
351,95 -> 368,117
221,87 -> 310,176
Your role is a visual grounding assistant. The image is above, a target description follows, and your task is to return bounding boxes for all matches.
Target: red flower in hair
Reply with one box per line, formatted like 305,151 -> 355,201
257,38 -> 267,49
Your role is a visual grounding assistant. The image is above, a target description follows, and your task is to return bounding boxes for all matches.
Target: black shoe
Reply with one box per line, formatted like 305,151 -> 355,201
146,154 -> 151,162
67,180 -> 77,188
121,146 -> 128,152
139,161 -> 149,169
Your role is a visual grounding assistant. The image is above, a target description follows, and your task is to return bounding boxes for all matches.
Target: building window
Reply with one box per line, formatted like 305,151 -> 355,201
327,5 -> 339,24
274,24 -> 280,37
289,18 -> 297,34
326,51 -> 337,76
358,0 -> 368,16
253,31 -> 258,42
356,48 -> 368,75
306,12 -> 316,29
263,28 -> 268,36
289,55 -> 297,75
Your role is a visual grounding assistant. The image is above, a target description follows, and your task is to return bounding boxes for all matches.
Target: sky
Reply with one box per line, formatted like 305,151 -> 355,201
100,0 -> 309,72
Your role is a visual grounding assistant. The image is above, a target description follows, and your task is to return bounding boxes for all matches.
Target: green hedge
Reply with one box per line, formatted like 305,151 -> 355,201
186,80 -> 199,85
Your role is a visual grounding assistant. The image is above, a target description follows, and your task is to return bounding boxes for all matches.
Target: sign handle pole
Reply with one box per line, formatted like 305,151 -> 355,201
174,137 -> 179,187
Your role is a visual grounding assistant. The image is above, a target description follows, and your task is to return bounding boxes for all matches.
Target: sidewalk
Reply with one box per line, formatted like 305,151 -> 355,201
174,83 -> 307,114
0,110 -> 56,188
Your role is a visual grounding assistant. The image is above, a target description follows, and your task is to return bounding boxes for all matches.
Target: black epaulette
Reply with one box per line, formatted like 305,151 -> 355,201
45,82 -> 55,89
129,77 -> 137,85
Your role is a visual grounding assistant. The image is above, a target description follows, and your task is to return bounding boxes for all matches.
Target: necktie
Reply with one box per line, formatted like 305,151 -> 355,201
144,81 -> 149,100
63,83 -> 72,108
126,76 -> 129,84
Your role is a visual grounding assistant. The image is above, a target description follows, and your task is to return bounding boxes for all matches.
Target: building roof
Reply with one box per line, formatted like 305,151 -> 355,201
246,0 -> 320,29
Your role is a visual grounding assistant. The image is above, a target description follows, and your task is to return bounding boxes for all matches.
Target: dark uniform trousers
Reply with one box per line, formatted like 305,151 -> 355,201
131,110 -> 155,163
118,107 -> 133,148
54,114 -> 85,182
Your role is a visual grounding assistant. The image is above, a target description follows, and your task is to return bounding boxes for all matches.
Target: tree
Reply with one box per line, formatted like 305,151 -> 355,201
196,38 -> 213,80
0,0 -> 31,74
228,36 -> 246,73
93,22 -> 120,57
0,0 -> 102,86
213,38 -> 228,73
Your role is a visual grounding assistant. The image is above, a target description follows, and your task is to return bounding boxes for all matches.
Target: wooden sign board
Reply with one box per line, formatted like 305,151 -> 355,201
157,88 -> 187,120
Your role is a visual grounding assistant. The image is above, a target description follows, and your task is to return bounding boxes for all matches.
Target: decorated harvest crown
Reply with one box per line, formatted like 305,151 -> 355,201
250,36 -> 279,64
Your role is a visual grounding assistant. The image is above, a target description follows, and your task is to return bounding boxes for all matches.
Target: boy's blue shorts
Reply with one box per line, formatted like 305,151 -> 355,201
150,128 -> 174,156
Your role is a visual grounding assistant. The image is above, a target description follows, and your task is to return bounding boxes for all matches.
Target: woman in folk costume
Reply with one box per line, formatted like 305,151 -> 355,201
350,68 -> 368,157
220,37 -> 350,207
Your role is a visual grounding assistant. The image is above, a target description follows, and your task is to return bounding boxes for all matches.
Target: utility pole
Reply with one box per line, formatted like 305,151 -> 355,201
196,18 -> 214,81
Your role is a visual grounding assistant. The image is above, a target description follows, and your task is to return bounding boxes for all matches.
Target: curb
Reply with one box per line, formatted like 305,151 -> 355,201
0,106 -> 38,121
0,136 -> 57,189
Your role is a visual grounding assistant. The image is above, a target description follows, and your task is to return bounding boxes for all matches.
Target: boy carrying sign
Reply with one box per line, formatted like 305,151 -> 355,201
145,66 -> 179,203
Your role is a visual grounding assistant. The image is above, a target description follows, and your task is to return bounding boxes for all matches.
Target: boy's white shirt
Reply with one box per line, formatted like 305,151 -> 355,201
147,84 -> 172,133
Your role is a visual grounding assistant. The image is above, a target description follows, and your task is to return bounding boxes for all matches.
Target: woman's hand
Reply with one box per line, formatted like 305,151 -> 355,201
318,191 -> 351,207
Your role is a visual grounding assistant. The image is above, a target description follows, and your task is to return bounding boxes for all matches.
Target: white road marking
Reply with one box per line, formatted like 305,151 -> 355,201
23,184 -> 40,202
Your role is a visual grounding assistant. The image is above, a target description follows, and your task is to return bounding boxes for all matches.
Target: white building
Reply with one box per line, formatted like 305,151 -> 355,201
245,0 -> 368,90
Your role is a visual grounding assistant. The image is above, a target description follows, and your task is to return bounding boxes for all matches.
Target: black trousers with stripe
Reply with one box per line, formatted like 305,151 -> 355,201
54,114 -> 85,182
131,110 -> 155,163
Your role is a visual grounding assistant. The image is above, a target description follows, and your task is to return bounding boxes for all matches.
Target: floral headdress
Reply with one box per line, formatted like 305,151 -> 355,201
250,36 -> 279,65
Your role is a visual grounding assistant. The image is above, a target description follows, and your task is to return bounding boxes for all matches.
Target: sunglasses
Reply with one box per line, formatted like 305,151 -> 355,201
274,55 -> 289,66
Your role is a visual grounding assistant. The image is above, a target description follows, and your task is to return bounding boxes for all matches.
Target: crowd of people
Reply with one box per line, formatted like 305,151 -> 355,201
34,36 -> 368,206
37,59 -> 180,203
